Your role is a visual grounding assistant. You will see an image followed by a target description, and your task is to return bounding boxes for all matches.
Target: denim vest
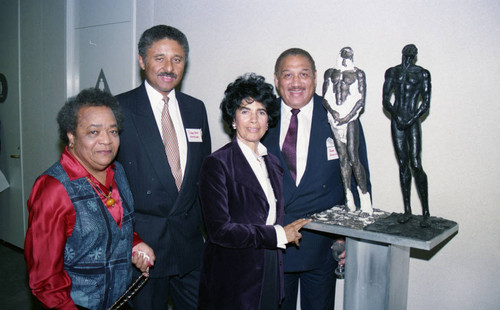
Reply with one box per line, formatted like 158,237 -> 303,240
45,161 -> 134,310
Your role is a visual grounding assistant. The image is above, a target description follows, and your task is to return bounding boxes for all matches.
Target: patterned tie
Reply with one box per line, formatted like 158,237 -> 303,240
282,109 -> 300,182
162,96 -> 182,191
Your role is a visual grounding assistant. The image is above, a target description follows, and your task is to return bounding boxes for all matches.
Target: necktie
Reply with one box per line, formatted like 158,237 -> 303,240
282,109 -> 300,182
162,96 -> 182,191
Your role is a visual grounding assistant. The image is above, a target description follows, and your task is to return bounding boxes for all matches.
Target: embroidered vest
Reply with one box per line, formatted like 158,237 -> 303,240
45,161 -> 134,310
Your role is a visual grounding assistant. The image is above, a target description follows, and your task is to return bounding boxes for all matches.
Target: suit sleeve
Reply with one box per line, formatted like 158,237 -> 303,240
199,156 -> 278,249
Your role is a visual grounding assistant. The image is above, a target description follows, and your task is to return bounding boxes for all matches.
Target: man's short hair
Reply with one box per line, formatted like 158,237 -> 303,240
274,48 -> 316,75
138,25 -> 189,60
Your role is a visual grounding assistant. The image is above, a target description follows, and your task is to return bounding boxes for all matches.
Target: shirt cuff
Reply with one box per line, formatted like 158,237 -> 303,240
132,231 -> 144,247
274,225 -> 287,249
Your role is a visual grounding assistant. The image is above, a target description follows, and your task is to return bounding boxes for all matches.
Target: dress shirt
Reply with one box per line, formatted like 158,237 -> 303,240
279,98 -> 314,185
24,148 -> 142,310
145,80 -> 187,175
236,138 -> 287,248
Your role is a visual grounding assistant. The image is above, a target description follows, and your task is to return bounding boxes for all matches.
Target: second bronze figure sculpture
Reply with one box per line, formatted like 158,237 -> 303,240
383,44 -> 431,228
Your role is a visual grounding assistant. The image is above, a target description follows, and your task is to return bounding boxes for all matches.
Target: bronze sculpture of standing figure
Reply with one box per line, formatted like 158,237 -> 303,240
382,44 -> 431,227
322,47 -> 372,215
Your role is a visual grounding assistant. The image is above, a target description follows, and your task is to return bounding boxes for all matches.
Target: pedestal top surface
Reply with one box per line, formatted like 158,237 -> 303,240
304,206 -> 458,250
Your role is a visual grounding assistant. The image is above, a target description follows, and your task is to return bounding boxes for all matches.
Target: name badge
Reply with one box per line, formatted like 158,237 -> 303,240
186,128 -> 203,142
326,137 -> 338,160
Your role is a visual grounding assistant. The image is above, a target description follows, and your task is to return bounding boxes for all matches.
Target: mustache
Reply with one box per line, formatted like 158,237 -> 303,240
158,72 -> 178,79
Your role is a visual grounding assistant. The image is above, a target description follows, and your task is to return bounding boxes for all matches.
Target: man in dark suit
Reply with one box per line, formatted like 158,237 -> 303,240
262,48 -> 370,310
116,25 -> 211,310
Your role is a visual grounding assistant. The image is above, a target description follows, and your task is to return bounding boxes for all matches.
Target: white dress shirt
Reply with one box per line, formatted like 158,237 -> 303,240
144,81 -> 187,176
279,97 -> 314,186
237,139 -> 287,249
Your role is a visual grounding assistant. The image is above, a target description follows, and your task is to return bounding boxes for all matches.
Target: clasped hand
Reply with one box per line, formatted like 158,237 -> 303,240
132,242 -> 156,276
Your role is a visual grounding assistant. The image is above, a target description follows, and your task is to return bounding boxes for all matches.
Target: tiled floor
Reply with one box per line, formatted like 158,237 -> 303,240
0,240 -> 42,309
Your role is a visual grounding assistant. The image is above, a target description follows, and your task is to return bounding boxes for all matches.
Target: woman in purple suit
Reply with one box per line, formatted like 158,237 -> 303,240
198,73 -> 310,310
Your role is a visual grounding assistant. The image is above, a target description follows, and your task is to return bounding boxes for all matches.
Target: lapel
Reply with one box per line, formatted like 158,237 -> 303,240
262,107 -> 298,205
264,154 -> 283,221
299,94 -> 332,186
130,84 -> 179,200
231,140 -> 268,208
176,93 -> 195,193
264,116 -> 296,187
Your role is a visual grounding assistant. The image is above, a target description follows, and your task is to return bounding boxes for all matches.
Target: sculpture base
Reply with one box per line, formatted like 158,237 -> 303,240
307,206 -> 458,250
364,212 -> 458,242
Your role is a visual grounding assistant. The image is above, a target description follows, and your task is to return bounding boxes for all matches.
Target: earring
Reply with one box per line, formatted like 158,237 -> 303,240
232,123 -> 236,129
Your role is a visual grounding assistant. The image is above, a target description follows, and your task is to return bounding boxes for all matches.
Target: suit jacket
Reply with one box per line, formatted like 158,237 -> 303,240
115,83 -> 211,277
261,94 -> 370,272
198,140 -> 285,310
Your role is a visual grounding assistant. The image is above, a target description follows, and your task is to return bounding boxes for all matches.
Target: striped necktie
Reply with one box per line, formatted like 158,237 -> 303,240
162,96 -> 182,191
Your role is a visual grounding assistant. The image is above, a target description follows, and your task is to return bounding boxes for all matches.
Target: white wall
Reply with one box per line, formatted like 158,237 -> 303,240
137,1 -> 500,309
20,0 -> 67,194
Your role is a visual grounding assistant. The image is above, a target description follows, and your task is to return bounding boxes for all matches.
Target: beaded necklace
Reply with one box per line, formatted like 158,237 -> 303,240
85,176 -> 115,207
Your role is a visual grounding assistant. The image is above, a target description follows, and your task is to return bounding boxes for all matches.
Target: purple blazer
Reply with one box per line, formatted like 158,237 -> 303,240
198,140 -> 285,310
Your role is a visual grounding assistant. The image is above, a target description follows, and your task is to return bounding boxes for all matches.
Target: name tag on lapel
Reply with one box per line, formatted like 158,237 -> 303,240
186,128 -> 203,142
326,137 -> 338,160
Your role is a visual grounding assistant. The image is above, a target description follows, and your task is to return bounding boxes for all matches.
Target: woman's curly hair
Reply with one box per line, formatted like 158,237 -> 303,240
57,88 -> 123,145
220,73 -> 280,134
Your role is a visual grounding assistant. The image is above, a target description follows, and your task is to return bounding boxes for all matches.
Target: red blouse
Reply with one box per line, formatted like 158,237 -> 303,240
24,148 -> 142,310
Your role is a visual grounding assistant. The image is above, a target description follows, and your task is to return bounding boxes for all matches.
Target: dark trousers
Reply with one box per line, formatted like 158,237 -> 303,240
260,249 -> 279,310
279,255 -> 337,310
130,267 -> 200,310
